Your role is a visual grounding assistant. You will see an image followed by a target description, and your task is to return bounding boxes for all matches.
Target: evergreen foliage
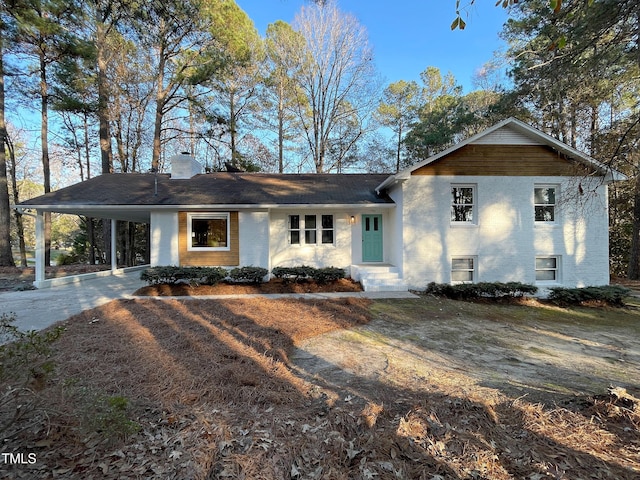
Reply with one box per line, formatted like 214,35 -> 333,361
228,266 -> 269,283
424,281 -> 538,300
547,285 -> 631,307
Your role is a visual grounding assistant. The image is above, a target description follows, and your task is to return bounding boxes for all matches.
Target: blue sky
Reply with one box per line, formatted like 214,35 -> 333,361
236,0 -> 509,92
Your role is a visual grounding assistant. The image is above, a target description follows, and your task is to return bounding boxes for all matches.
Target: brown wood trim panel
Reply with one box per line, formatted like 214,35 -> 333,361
412,144 -> 595,176
178,211 -> 239,266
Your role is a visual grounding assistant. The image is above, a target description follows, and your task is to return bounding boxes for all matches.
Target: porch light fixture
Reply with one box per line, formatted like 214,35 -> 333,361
350,215 -> 356,225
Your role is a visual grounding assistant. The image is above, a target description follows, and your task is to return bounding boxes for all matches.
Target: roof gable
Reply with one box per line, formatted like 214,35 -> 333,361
377,117 -> 626,192
411,144 -> 582,176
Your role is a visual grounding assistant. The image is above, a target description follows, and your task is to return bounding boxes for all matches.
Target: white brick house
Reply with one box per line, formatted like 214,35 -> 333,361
19,118 -> 625,290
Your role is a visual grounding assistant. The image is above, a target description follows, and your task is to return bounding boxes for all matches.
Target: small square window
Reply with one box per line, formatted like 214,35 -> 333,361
452,257 -> 475,283
535,256 -> 559,282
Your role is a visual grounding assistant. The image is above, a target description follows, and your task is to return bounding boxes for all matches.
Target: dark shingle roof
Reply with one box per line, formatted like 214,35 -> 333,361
21,173 -> 393,207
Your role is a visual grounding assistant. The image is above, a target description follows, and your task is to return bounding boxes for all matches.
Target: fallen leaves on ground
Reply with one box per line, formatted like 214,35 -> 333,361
0,297 -> 638,479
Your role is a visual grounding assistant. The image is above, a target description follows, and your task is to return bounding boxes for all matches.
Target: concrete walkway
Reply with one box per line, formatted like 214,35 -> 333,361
0,271 -> 419,332
0,270 -> 147,332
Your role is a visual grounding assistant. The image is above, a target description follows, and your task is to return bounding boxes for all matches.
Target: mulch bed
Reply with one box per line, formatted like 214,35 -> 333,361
134,278 -> 363,296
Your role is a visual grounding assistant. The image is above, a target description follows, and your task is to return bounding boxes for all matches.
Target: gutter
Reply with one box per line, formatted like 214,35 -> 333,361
15,203 -> 397,212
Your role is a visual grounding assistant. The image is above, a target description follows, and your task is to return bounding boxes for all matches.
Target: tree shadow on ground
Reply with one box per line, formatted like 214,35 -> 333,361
3,297 -> 638,479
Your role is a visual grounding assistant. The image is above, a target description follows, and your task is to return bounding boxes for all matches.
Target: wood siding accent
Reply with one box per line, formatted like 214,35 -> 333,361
412,144 -> 594,176
178,211 -> 240,266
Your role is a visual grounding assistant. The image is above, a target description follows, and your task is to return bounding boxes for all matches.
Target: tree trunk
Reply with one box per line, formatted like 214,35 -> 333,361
6,134 -> 25,266
151,36 -> 167,172
96,18 -> 112,262
96,20 -> 112,175
628,172 -> 640,279
278,82 -> 284,173
39,51 -> 52,267
83,111 -> 92,179
230,92 -> 237,165
86,217 -> 96,264
0,34 -> 15,267
396,125 -> 402,172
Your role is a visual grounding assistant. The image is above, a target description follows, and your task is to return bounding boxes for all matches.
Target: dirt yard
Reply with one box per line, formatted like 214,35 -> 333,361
0,265 -> 110,291
0,292 -> 639,479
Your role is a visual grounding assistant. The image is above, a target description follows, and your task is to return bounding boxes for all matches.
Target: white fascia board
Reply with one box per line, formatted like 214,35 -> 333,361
375,175 -> 409,194
16,203 -> 396,212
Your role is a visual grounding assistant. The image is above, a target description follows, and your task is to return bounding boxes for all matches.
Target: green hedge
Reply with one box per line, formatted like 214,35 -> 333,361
271,265 -> 345,284
140,266 -> 228,286
271,266 -> 316,282
141,265 -> 346,286
547,285 -> 631,307
228,266 -> 269,284
311,267 -> 346,284
425,282 -> 538,300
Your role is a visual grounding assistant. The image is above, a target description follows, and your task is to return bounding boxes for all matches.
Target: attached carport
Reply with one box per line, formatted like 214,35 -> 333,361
14,204 -> 151,289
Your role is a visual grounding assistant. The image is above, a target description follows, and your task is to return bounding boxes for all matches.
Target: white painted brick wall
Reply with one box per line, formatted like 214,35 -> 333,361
269,209 -> 354,270
239,211 -> 270,268
398,175 -> 610,290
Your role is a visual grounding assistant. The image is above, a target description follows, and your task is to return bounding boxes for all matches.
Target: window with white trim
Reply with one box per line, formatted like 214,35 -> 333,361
451,257 -> 475,283
289,215 -> 301,244
534,186 -> 557,222
188,213 -> 230,251
321,215 -> 334,243
451,185 -> 475,223
288,214 -> 334,245
535,256 -> 559,282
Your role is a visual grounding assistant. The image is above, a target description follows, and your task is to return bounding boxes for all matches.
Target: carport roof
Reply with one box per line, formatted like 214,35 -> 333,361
18,172 -> 395,222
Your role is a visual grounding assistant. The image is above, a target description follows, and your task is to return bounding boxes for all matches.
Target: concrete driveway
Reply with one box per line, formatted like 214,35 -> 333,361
0,271 -> 418,333
0,270 -> 146,332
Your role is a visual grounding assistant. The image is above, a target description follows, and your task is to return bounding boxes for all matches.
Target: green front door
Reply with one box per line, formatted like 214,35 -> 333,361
362,214 -> 383,262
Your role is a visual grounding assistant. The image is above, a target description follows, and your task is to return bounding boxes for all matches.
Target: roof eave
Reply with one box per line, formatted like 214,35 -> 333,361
16,202 -> 395,213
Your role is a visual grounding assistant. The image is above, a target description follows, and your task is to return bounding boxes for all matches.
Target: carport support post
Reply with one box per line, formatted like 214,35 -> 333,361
111,219 -> 117,271
34,210 -> 45,287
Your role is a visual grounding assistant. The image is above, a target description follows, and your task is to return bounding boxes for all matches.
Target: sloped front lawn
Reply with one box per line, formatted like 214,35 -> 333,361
1,296 -> 638,479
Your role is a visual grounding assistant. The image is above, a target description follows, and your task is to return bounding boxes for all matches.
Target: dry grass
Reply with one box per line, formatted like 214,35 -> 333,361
0,297 -> 638,479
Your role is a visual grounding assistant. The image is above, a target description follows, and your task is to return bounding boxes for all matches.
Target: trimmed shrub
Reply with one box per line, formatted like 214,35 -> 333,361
425,281 -> 538,300
198,267 -> 228,286
547,285 -> 631,307
271,265 -> 316,282
271,265 -> 346,284
140,266 -> 227,286
228,266 -> 268,284
310,267 -> 346,284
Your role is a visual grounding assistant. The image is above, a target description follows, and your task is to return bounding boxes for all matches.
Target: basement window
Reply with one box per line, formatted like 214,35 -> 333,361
451,257 -> 475,283
535,256 -> 560,282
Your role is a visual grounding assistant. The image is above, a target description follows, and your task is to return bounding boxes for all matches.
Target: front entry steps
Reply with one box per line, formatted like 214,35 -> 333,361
351,265 -> 408,292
